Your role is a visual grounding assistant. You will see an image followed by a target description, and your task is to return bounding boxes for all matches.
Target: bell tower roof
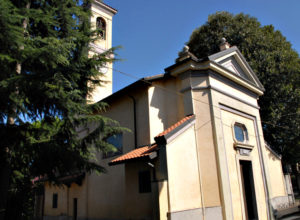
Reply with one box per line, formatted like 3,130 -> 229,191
92,0 -> 118,15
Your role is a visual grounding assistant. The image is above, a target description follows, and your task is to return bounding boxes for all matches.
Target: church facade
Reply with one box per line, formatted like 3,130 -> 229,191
40,1 -> 291,220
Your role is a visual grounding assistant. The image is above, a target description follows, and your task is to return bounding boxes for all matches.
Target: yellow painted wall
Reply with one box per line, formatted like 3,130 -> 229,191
220,109 -> 268,220
124,162 -> 153,219
266,147 -> 286,198
44,179 -> 88,219
166,125 -> 202,212
68,181 -> 88,218
205,69 -> 273,219
44,85 -> 152,219
191,75 -> 222,208
102,87 -> 151,147
86,166 -> 126,219
148,78 -> 185,141
86,87 -> 151,219
44,183 -> 68,217
209,76 -> 258,107
158,180 -> 169,220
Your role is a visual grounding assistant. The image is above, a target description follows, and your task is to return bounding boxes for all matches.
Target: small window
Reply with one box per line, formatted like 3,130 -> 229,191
96,17 -> 106,40
52,193 -> 58,208
103,133 -> 123,158
139,171 -> 151,193
234,123 -> 248,143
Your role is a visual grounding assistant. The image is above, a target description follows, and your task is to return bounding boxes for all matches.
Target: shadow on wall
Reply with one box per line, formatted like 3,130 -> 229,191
149,82 -> 184,131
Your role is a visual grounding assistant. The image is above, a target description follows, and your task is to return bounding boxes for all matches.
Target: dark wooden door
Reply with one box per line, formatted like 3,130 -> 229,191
240,160 -> 258,220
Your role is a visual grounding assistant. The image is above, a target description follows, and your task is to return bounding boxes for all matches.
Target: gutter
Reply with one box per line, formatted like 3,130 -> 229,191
128,95 -> 137,148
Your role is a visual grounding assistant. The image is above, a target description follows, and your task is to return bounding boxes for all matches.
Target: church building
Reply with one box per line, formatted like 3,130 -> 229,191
39,1 -> 293,220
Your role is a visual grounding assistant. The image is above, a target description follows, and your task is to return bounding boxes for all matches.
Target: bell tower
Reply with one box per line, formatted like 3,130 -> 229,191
89,0 -> 117,103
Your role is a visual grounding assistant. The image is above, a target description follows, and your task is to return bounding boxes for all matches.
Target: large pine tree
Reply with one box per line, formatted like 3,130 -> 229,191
187,12 -> 300,164
0,0 -> 121,219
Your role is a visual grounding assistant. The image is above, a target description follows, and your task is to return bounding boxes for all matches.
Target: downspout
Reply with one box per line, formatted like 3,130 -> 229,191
148,161 -> 160,220
128,95 -> 137,148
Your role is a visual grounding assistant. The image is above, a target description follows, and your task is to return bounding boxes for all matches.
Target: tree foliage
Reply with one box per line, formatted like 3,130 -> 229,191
0,0 -> 121,218
187,12 -> 300,164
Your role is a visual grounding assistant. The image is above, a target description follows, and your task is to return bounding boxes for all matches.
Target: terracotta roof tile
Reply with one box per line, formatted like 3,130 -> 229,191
109,115 -> 195,166
155,115 -> 195,138
109,144 -> 158,165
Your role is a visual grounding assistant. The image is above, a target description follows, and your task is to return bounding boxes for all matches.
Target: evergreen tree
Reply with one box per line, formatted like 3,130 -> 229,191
0,0 -> 121,219
187,12 -> 300,164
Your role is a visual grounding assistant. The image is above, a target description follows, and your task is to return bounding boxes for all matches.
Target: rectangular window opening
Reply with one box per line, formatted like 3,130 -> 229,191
103,133 -> 123,158
52,193 -> 58,208
139,170 -> 151,193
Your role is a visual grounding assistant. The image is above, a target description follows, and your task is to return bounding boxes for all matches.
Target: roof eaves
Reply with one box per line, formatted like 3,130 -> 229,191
265,143 -> 282,160
164,56 -> 208,73
235,49 -> 265,91
108,155 -> 149,166
210,60 -> 264,93
100,80 -> 144,103
94,0 -> 118,14
100,73 -> 168,104
109,144 -> 158,166
154,115 -> 196,145
208,46 -> 238,61
209,47 -> 265,92
144,73 -> 169,81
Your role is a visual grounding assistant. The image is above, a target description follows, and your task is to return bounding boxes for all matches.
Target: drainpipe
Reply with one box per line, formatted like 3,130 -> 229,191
128,95 -> 137,148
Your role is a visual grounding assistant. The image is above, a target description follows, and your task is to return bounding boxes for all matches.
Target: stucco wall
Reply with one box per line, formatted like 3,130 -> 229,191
166,125 -> 202,212
148,78 -> 184,141
200,69 -> 272,220
86,87 -> 151,219
102,87 -> 151,148
220,109 -> 268,220
209,75 -> 258,107
191,74 -> 222,208
158,180 -> 168,220
44,180 -> 88,219
44,85 -> 151,220
44,183 -> 68,217
265,147 -> 286,198
124,162 -> 153,219
89,2 -> 114,102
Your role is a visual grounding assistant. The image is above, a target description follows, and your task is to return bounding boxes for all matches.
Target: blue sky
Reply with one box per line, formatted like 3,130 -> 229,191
104,0 -> 300,92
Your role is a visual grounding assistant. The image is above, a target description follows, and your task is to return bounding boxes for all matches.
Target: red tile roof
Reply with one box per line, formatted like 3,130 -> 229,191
155,115 -> 195,138
109,115 -> 195,165
109,144 -> 158,165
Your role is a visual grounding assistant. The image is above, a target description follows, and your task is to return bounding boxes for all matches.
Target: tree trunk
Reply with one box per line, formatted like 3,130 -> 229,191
0,160 -> 10,220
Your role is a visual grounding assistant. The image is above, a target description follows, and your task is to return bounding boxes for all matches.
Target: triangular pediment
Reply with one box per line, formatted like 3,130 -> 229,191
208,46 -> 264,91
218,56 -> 249,80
